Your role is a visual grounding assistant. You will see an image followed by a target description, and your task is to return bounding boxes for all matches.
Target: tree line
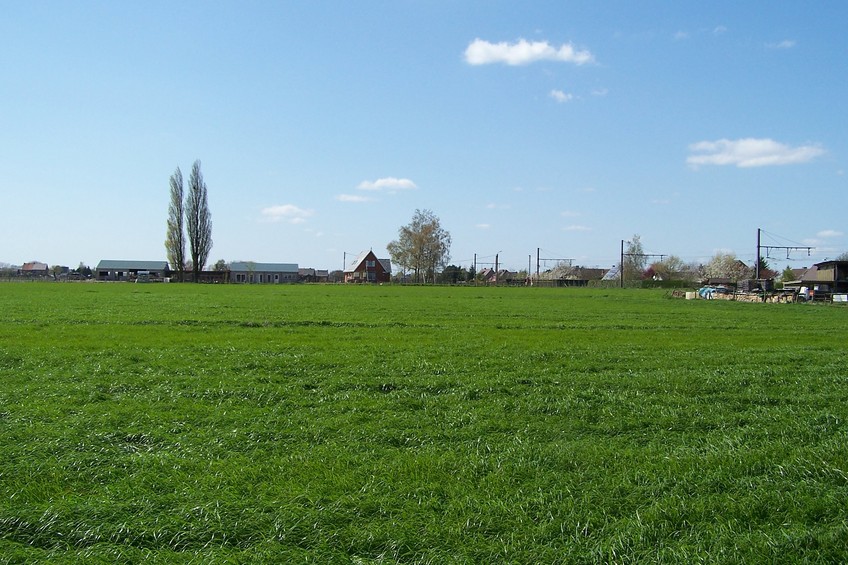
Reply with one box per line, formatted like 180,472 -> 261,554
154,161 -> 843,286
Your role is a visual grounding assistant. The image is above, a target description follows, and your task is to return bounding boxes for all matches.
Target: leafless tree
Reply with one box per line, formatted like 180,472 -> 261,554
623,234 -> 646,280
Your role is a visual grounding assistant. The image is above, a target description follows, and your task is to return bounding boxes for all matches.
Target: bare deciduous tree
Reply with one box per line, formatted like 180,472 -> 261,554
622,234 -> 646,281
650,255 -> 689,280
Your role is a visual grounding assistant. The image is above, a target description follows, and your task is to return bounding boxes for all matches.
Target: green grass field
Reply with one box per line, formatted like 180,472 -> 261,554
1,283 -> 846,563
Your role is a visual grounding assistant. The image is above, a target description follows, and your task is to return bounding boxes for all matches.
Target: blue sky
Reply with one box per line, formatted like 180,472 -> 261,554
2,1 -> 846,273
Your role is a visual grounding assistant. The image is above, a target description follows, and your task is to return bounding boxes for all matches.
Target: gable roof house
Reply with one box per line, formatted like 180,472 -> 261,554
228,262 -> 299,284
480,268 -> 519,285
344,250 -> 391,283
95,260 -> 170,281
18,261 -> 49,278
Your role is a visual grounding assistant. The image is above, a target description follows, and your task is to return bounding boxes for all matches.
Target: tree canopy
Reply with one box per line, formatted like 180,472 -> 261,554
387,209 -> 451,283
703,252 -> 752,281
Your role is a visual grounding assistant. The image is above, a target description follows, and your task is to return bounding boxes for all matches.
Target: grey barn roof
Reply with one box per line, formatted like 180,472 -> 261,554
96,260 -> 169,271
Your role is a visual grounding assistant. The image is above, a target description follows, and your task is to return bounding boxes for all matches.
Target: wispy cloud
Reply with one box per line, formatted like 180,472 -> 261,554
766,39 -> 796,49
591,88 -> 608,97
687,138 -> 824,168
260,204 -> 314,224
550,89 -> 574,103
673,31 -> 689,41
563,225 -> 591,232
464,38 -> 594,66
561,210 -> 580,218
336,194 -> 374,203
475,223 -> 491,229
817,229 -> 843,238
357,177 -> 417,191
713,25 -> 728,35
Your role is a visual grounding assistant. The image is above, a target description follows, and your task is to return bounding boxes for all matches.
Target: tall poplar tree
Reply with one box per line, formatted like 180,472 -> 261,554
186,160 -> 213,282
165,167 -> 186,281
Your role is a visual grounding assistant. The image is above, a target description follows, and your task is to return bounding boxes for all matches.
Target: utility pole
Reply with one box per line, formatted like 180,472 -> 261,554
537,248 -> 541,280
494,254 -> 499,285
620,240 -> 624,288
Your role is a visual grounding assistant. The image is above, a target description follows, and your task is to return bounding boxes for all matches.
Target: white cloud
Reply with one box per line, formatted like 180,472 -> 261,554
766,39 -> 796,49
260,204 -> 314,224
687,138 -> 824,168
674,31 -> 689,41
336,194 -> 373,203
357,177 -> 417,191
563,225 -> 591,232
713,26 -> 728,35
550,89 -> 574,103
475,223 -> 491,229
591,88 -> 608,97
464,38 -> 594,66
817,230 -> 843,238
561,210 -> 580,218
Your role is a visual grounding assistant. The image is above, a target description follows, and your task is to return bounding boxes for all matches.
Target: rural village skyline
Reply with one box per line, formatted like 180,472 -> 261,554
2,2 -> 846,273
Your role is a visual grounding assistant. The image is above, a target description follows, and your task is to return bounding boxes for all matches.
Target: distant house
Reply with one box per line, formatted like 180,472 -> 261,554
95,260 -> 169,281
480,268 -> 518,284
556,267 -> 609,287
299,268 -> 330,283
19,261 -> 49,278
229,262 -> 299,284
344,251 -> 391,283
784,261 -> 848,295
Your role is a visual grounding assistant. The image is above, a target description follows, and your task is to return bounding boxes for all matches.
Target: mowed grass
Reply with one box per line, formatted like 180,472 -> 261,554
0,283 -> 846,563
